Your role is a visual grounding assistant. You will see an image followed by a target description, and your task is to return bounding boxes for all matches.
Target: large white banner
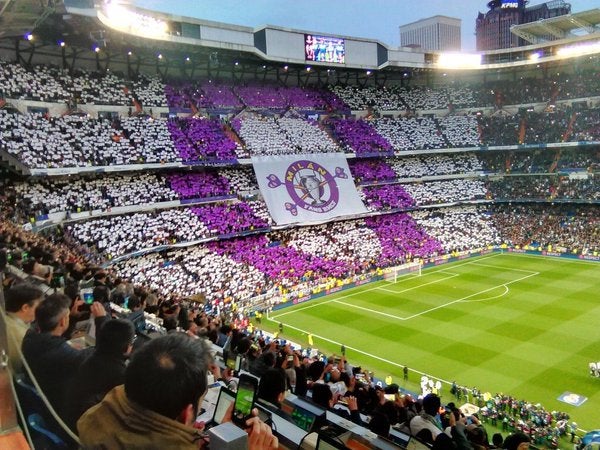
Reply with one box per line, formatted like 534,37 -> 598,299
252,153 -> 367,225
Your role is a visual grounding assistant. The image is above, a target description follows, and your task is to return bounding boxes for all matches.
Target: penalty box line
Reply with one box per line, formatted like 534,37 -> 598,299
270,253 -> 502,321
312,270 -> 540,322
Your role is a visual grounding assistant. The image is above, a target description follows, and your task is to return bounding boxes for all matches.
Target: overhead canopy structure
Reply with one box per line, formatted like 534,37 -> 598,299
0,0 -> 58,39
511,8 -> 600,44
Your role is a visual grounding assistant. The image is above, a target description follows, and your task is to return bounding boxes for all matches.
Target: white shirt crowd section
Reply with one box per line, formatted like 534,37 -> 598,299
13,168 -> 260,216
68,209 -> 210,257
131,74 -> 168,107
411,206 -> 501,251
282,220 -> 382,265
218,167 -> 259,193
399,86 -> 477,110
114,247 -> 266,303
329,85 -> 477,111
0,62 -> 70,101
373,117 -> 446,150
13,173 -> 177,214
389,153 -> 483,178
238,116 -> 340,156
329,86 -> 406,110
0,59 -> 166,106
437,116 -> 480,147
0,110 -> 178,168
403,179 -> 488,205
246,200 -> 273,226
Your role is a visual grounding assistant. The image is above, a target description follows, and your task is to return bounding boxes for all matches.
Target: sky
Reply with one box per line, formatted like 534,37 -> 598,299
134,0 -> 598,51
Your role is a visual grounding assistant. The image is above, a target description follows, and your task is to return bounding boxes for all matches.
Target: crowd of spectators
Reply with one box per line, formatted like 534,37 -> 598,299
491,204 -> 599,255
3,57 -> 599,450
412,206 -> 501,252
13,173 -> 178,216
330,84 -> 480,111
349,158 -> 397,183
488,175 -> 599,201
477,392 -> 572,449
365,213 -> 443,266
0,59 -> 166,107
390,153 -> 484,178
0,110 -> 177,168
373,117 -> 446,151
280,221 -> 383,271
113,246 -> 268,305
235,114 -> 340,156
329,118 -> 394,155
403,179 -> 488,205
361,184 -> 416,211
66,201 -> 271,258
8,168 -> 260,218
167,116 -> 242,161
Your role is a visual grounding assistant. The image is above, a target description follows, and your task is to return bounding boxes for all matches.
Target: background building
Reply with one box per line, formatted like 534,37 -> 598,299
400,16 -> 461,51
476,0 -> 571,50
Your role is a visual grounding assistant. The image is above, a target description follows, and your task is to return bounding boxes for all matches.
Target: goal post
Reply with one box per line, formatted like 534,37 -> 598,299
383,261 -> 422,283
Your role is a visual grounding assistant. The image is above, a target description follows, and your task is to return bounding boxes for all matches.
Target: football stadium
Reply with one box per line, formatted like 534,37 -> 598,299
0,0 -> 599,449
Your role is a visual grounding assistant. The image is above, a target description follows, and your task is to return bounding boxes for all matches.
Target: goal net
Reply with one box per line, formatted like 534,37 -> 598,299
383,261 -> 422,283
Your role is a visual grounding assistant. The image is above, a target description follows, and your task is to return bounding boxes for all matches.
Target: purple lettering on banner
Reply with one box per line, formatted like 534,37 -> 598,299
580,254 -> 600,261
293,295 -> 312,305
326,286 -> 343,295
355,278 -> 372,286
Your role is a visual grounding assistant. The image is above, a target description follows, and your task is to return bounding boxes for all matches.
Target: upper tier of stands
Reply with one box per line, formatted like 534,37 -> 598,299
1,58 -> 599,170
3,107 -> 599,169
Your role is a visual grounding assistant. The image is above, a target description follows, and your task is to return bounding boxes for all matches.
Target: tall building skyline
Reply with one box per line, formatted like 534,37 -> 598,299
399,15 -> 462,51
476,0 -> 572,50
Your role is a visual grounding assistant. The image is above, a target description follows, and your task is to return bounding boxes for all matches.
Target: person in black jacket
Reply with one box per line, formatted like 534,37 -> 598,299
21,293 -> 108,418
65,319 -> 135,431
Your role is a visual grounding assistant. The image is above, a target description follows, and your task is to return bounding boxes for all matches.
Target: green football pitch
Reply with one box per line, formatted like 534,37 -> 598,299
265,253 -> 600,431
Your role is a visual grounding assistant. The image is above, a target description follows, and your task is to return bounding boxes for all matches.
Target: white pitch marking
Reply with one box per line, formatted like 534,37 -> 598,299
467,261 -> 538,274
270,253 -> 502,320
268,318 -> 452,384
460,285 -> 510,303
376,273 -> 459,294
402,271 -> 539,320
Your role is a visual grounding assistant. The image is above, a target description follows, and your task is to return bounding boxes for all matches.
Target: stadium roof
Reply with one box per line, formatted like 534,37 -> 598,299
511,8 -> 600,44
0,0 -> 59,38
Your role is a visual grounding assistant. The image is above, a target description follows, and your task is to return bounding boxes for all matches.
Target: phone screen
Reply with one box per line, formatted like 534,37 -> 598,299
233,375 -> 257,426
81,288 -> 94,305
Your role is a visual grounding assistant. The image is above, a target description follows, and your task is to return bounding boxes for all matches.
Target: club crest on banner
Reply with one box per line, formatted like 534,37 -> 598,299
266,159 -> 347,216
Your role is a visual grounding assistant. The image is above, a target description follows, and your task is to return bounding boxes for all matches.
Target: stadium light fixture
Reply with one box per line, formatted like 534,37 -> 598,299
94,46 -> 100,53
185,56 -> 190,62
556,41 -> 600,58
100,2 -> 169,38
157,54 -> 163,59
366,70 -> 372,75
59,41 -> 65,47
529,52 -> 541,62
306,66 -> 311,72
25,33 -> 33,41
283,65 -> 288,71
234,61 -> 239,66
437,53 -> 482,70
127,51 -> 132,56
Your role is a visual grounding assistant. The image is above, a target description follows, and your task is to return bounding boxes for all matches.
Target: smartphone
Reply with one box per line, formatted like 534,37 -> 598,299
81,288 -> 94,305
233,374 -> 258,427
287,355 -> 294,362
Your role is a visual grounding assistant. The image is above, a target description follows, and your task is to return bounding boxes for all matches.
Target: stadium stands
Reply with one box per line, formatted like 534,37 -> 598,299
1,53 -> 599,449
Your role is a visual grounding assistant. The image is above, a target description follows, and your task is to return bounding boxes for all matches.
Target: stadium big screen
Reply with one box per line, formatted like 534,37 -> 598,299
304,34 -> 345,64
